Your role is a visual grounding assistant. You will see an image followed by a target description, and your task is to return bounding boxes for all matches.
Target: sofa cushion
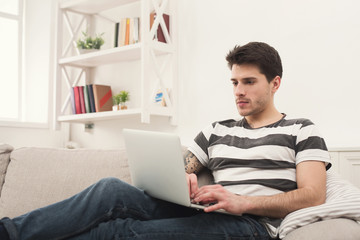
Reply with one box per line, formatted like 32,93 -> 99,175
0,144 -> 13,195
0,147 -> 130,218
283,218 -> 360,240
277,171 -> 360,239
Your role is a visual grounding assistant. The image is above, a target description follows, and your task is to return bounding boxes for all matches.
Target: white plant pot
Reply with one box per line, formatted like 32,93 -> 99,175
79,49 -> 99,54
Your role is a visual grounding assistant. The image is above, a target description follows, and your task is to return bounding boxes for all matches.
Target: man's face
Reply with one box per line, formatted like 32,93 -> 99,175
231,64 -> 275,117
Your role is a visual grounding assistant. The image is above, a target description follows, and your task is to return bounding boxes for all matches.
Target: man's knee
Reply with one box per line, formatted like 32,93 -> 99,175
94,177 -> 134,195
96,177 -> 126,189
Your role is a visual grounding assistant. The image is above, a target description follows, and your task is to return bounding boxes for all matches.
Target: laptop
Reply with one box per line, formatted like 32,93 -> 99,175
123,128 -> 233,215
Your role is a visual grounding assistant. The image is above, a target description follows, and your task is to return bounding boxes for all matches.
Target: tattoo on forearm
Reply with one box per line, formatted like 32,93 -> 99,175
184,151 -> 203,174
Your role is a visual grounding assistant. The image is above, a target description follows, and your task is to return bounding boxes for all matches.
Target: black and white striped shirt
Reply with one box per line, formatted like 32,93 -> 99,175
188,115 -> 331,196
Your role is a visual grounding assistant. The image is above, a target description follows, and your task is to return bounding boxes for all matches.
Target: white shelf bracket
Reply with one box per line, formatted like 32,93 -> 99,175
149,0 -> 169,42
62,10 -> 86,57
149,49 -> 172,108
151,0 -> 171,44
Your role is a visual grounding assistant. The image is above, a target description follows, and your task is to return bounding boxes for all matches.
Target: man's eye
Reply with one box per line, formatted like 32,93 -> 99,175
246,80 -> 254,85
232,81 -> 238,86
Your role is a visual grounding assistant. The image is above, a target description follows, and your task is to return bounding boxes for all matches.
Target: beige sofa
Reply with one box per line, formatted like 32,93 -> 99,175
0,144 -> 360,239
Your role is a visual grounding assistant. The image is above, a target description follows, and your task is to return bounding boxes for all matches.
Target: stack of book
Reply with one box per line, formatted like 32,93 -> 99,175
114,17 -> 140,47
70,84 -> 113,114
113,13 -> 170,47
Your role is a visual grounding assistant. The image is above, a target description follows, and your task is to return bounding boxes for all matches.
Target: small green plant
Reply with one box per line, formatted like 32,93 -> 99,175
118,91 -> 130,109
119,91 -> 130,103
112,95 -> 121,105
77,31 -> 104,50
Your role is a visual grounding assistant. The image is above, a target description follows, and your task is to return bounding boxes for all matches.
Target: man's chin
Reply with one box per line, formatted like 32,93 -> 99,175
237,109 -> 249,117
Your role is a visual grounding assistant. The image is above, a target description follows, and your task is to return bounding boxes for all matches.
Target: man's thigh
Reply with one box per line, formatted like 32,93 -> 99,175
74,212 -> 270,240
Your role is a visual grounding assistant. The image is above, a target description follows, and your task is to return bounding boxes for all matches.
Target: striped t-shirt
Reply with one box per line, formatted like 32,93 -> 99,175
188,115 -> 331,196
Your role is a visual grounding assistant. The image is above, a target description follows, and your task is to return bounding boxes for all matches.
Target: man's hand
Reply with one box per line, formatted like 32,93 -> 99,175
186,173 -> 199,199
184,150 -> 203,199
192,184 -> 250,215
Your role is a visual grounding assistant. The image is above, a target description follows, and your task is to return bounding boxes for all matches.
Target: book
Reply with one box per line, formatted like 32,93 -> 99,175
150,12 -> 157,40
87,84 -> 96,113
114,22 -> 119,47
118,18 -> 127,47
79,86 -> 86,114
150,12 -> 170,43
125,18 -> 130,45
154,88 -> 171,107
128,17 -> 140,44
129,18 -> 134,45
133,18 -> 140,43
83,85 -> 91,113
70,87 -> 76,114
92,84 -> 113,112
117,17 -> 140,46
157,13 -> 170,43
73,86 -> 81,114
155,90 -> 164,106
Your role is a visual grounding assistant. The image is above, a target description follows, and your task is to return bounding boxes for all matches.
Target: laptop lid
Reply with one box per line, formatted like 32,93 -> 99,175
123,128 -> 192,207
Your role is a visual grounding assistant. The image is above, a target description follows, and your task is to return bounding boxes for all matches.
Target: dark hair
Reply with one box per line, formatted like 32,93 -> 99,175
225,42 -> 283,82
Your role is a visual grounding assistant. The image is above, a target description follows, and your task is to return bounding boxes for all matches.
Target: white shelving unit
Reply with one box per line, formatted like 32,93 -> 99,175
53,0 -> 177,129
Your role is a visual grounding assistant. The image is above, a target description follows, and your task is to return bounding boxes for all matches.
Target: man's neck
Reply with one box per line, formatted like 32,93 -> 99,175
245,111 -> 284,129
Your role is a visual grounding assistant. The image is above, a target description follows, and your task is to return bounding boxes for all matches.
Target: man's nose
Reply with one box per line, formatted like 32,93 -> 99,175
234,84 -> 245,96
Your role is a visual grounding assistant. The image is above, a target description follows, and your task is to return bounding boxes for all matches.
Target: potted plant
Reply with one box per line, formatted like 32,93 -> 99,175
112,95 -> 121,111
76,31 -> 104,53
118,91 -> 130,110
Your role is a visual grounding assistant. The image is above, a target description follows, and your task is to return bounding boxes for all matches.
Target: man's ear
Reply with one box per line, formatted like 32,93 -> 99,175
271,76 -> 281,93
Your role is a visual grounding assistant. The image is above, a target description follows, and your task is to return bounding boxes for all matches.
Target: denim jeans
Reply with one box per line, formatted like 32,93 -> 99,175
2,177 -> 271,240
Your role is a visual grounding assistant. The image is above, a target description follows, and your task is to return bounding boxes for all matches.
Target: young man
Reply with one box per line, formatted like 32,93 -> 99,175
0,42 -> 330,239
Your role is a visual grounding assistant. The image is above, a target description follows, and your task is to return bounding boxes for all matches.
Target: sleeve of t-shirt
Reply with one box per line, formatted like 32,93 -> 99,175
187,124 -> 215,167
295,121 -> 332,170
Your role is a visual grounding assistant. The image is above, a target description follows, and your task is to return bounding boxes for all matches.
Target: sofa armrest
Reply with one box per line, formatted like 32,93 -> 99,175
0,144 -> 13,195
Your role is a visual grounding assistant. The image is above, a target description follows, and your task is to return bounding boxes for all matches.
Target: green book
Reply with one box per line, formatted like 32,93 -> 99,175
83,85 -> 91,113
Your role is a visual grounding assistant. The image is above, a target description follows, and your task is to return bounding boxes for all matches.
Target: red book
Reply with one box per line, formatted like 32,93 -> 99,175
73,86 -> 81,114
157,13 -> 170,43
79,86 -> 86,114
150,12 -> 170,43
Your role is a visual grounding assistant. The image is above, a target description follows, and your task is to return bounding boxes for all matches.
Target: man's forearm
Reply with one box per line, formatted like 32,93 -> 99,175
184,150 -> 203,174
243,185 -> 326,218
241,161 -> 328,218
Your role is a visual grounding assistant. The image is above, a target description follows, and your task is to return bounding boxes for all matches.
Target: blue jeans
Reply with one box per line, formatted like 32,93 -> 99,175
2,177 -> 271,240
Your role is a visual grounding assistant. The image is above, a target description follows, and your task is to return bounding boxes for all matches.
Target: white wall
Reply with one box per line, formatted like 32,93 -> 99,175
0,125 -> 65,149
2,0 -> 360,150
176,0 -> 360,148
67,0 -> 360,149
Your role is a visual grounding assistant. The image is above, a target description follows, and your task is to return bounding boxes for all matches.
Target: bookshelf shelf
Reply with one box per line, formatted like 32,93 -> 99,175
58,108 -> 142,123
58,42 -> 173,68
60,0 -> 139,14
59,44 -> 142,68
54,0 -> 177,129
